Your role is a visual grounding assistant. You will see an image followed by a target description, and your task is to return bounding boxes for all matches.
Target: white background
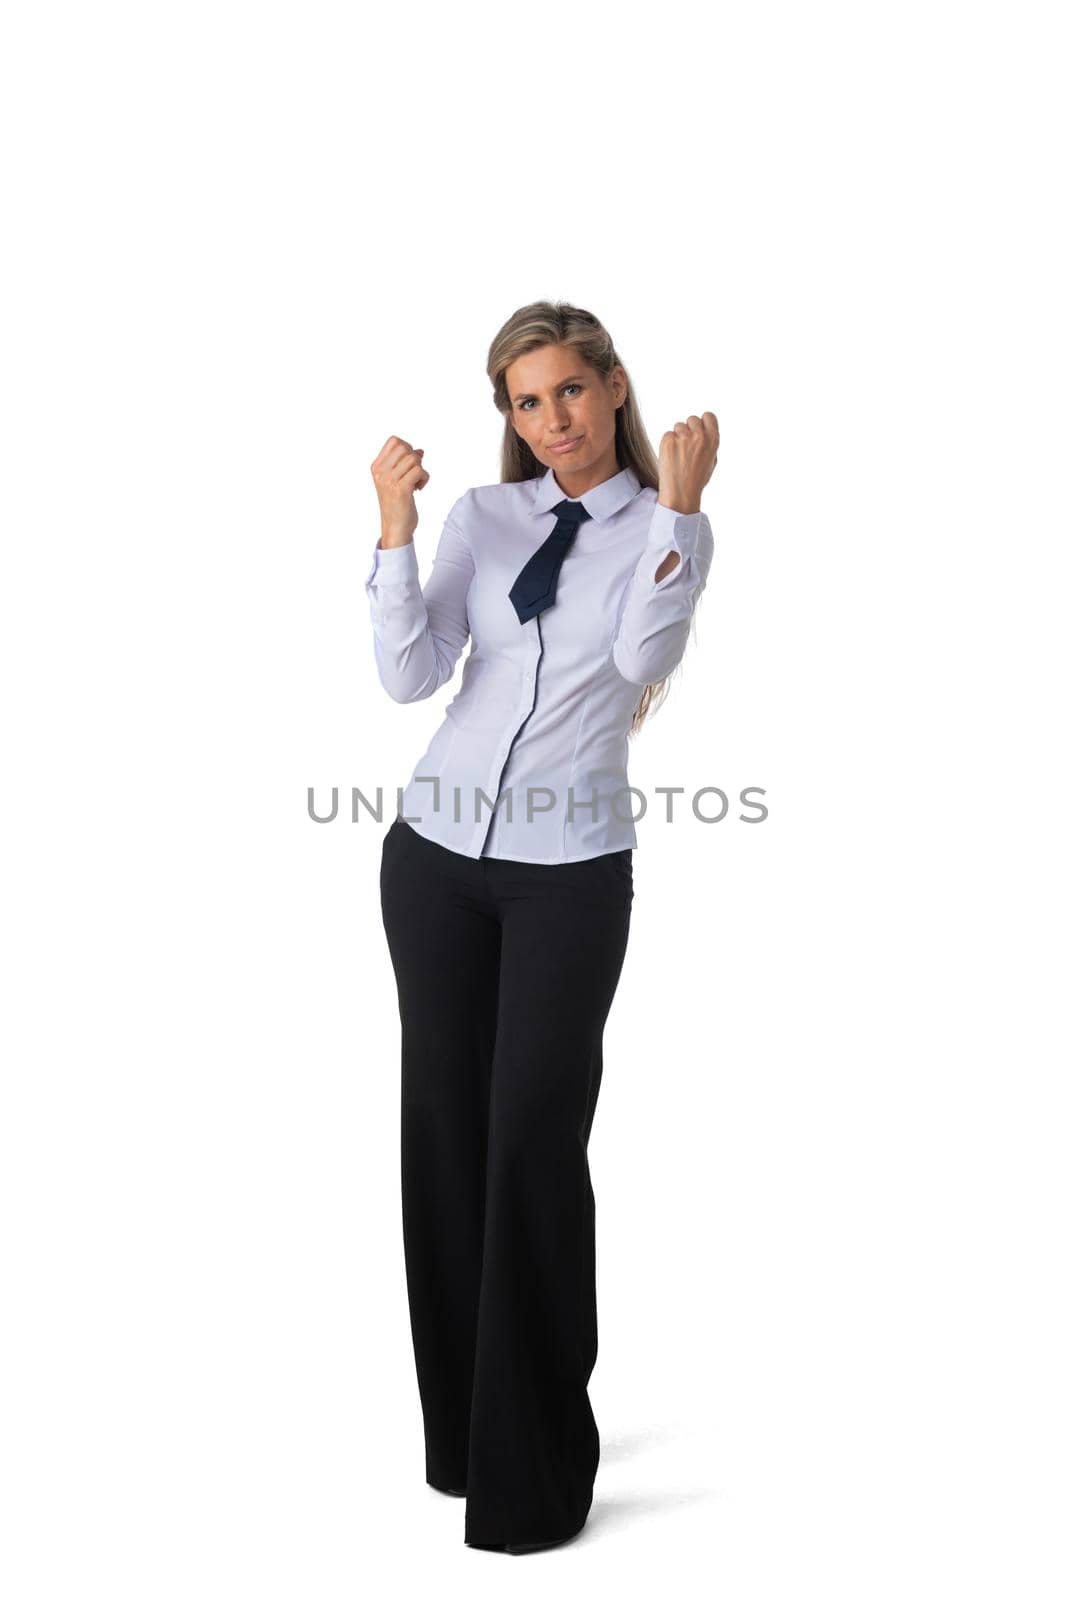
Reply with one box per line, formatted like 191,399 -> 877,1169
2,2 -> 1064,1595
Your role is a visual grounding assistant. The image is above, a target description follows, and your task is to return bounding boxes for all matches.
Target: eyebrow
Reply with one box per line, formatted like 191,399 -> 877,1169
510,374 -> 586,403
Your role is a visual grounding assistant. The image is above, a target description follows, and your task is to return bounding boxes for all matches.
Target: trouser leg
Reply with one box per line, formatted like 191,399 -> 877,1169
464,854 -> 633,1547
379,820 -> 501,1492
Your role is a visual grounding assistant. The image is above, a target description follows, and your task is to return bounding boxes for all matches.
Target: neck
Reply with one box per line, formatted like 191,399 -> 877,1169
551,448 -> 622,499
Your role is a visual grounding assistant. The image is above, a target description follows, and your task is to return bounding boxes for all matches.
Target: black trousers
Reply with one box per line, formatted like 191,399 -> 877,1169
378,816 -> 634,1547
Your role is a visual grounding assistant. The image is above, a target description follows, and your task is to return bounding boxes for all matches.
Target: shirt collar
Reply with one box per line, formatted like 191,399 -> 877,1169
531,464 -> 643,524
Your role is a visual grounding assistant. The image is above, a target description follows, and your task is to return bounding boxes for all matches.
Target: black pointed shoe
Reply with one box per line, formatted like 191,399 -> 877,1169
505,1527 -> 583,1555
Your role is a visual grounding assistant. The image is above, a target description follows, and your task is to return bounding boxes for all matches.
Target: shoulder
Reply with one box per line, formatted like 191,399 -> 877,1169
626,484 -> 660,526
451,478 -> 540,528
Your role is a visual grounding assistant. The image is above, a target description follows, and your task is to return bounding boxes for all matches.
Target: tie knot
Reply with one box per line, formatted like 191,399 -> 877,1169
550,498 -> 593,526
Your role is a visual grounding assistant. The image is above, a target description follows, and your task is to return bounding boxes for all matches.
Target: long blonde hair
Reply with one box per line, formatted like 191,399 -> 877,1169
487,299 -> 690,735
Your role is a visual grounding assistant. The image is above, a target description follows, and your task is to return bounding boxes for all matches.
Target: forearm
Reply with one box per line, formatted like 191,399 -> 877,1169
364,496 -> 473,702
612,503 -> 715,684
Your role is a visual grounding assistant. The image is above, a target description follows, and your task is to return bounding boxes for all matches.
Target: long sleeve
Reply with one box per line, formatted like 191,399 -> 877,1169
364,492 -> 474,702
611,501 -> 715,685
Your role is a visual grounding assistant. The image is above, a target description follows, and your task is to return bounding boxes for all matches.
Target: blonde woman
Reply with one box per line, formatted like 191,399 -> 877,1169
367,300 -> 718,1554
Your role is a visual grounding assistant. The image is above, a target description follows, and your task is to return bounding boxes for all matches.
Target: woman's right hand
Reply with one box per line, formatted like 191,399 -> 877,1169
371,436 -> 431,548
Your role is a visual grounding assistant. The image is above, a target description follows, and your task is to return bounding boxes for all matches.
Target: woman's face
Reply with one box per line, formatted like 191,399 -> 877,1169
505,345 -> 627,488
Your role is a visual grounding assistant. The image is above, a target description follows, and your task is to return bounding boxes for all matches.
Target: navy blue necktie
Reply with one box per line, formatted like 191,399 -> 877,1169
508,497 -> 593,625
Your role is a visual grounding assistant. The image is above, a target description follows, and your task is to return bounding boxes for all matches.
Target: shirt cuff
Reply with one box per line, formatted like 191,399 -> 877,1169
648,500 -> 705,554
643,502 -> 712,590
364,539 -> 419,589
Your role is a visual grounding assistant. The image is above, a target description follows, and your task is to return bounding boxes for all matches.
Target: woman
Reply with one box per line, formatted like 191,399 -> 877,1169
365,300 -> 718,1554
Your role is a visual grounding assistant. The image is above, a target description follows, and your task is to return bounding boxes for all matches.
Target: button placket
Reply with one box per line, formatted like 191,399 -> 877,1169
477,627 -> 544,854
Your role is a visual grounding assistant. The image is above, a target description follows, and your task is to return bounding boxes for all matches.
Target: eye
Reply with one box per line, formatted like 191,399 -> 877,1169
518,383 -> 583,412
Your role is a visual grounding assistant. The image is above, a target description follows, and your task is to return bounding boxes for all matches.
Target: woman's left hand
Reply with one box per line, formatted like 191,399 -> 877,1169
657,412 -> 719,515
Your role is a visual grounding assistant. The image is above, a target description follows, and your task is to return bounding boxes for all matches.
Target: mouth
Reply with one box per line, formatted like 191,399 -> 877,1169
548,435 -> 584,454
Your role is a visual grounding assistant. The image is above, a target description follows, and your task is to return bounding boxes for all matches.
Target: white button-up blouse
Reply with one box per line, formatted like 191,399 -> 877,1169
364,463 -> 714,863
